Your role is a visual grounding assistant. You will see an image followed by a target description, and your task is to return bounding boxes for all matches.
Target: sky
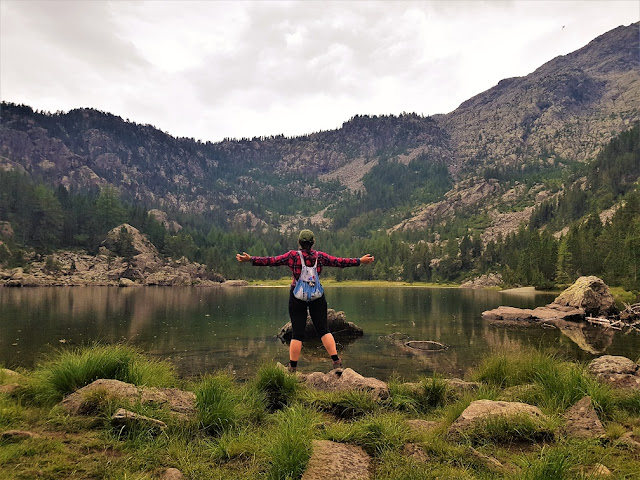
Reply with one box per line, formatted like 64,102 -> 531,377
1,1 -> 638,143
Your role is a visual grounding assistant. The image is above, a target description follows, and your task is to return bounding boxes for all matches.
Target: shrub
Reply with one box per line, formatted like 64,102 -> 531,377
28,344 -> 176,405
195,373 -> 239,435
254,364 -> 300,412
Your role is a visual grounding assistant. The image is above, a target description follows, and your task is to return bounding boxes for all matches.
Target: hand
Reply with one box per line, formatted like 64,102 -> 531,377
236,252 -> 251,262
360,254 -> 374,264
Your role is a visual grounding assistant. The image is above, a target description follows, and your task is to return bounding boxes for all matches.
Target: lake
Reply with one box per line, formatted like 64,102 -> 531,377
1,286 -> 637,381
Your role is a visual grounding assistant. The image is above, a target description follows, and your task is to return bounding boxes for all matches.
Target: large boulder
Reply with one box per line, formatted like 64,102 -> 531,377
302,440 -> 371,480
277,309 -> 363,342
102,224 -> 164,272
552,276 -> 616,316
588,355 -> 640,390
60,379 -> 196,416
302,368 -> 389,400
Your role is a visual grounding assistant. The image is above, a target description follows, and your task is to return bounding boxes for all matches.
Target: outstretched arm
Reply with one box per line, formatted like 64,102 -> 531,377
237,251 -> 293,266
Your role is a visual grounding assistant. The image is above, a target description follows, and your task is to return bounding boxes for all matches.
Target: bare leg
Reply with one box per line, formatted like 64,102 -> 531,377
289,339 -> 303,361
320,333 -> 338,356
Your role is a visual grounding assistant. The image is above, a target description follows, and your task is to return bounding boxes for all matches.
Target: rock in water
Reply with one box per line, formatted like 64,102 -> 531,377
277,309 -> 363,342
552,276 -> 616,316
302,440 -> 371,480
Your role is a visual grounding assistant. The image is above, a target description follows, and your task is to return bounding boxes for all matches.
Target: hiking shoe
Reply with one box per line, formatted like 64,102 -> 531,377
287,363 -> 297,373
332,358 -> 342,369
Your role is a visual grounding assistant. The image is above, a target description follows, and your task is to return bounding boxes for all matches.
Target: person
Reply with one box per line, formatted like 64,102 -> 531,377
236,229 -> 374,372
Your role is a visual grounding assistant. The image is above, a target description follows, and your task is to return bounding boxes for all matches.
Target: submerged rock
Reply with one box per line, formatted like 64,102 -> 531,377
277,309 -> 363,342
302,440 -> 371,480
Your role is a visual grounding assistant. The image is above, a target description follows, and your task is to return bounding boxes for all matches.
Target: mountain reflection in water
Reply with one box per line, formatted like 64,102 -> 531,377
0,286 -> 637,380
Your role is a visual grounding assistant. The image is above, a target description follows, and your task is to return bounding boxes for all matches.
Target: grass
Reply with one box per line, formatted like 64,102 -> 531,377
2,344 -> 640,479
27,343 -> 177,405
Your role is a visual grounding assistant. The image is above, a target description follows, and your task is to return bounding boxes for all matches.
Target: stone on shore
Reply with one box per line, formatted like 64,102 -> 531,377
161,468 -> 185,480
588,355 -> 640,390
1,430 -> 41,442
302,368 -> 389,400
447,399 -> 550,441
60,379 -> 196,416
563,396 -> 606,439
277,309 -> 363,342
302,440 -> 371,480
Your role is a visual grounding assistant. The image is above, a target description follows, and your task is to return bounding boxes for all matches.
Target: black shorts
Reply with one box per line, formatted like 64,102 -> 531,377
288,287 -> 329,341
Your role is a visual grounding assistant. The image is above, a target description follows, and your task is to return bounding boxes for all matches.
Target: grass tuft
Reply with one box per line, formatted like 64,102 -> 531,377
254,363 -> 300,412
310,389 -> 378,419
195,373 -> 239,436
267,405 -> 316,480
27,343 -> 176,405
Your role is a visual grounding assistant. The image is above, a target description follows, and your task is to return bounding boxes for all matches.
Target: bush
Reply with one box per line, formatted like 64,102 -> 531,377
28,344 -> 176,405
254,364 -> 300,412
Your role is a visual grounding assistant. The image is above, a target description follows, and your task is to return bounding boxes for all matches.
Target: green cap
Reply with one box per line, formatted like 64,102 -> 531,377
298,229 -> 314,243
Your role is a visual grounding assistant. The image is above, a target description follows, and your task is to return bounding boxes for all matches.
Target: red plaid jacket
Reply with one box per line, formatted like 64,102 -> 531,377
251,249 -> 360,286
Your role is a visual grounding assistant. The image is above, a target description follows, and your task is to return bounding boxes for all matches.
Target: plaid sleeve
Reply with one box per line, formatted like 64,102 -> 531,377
251,250 -> 294,266
316,251 -> 361,268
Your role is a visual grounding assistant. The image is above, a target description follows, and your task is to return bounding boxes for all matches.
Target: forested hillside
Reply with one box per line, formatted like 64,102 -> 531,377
1,123 -> 638,290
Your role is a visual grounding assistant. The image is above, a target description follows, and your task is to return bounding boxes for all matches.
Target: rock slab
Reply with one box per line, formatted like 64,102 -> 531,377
447,399 -> 548,440
563,396 -> 605,439
302,368 -> 389,400
302,440 -> 371,480
60,379 -> 196,416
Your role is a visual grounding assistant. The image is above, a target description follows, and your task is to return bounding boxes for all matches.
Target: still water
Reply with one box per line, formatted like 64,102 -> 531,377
0,286 -> 637,380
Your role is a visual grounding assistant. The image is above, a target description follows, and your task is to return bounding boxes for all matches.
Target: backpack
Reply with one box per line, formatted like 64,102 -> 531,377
293,250 -> 324,301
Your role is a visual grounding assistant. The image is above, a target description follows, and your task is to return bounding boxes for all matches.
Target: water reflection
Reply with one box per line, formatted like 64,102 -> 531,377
0,286 -> 637,381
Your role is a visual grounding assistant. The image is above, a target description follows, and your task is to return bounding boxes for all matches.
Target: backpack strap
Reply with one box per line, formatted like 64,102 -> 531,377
297,250 -> 318,268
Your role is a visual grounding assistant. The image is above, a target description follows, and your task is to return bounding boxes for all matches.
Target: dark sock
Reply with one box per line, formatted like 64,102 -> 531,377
331,355 -> 340,361
289,360 -> 298,367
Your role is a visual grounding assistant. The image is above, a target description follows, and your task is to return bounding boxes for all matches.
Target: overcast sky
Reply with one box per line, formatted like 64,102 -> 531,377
1,1 -> 638,142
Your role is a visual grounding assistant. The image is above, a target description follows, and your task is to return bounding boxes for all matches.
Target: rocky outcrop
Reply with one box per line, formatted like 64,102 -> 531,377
302,368 -> 389,400
390,179 -> 500,232
302,440 -> 371,480
0,224 -> 225,287
460,273 -> 503,289
482,305 -> 585,324
60,379 -> 196,417
147,209 -> 182,233
277,309 -> 363,342
552,276 -> 616,316
563,396 -> 606,439
447,399 -> 550,441
588,355 -> 640,390
0,221 -> 13,238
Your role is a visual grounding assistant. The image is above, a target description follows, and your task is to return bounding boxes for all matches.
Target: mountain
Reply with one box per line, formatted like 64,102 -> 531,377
0,22 -> 638,235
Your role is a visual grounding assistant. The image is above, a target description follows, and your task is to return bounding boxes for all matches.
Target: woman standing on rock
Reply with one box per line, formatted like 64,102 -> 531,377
236,229 -> 374,372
